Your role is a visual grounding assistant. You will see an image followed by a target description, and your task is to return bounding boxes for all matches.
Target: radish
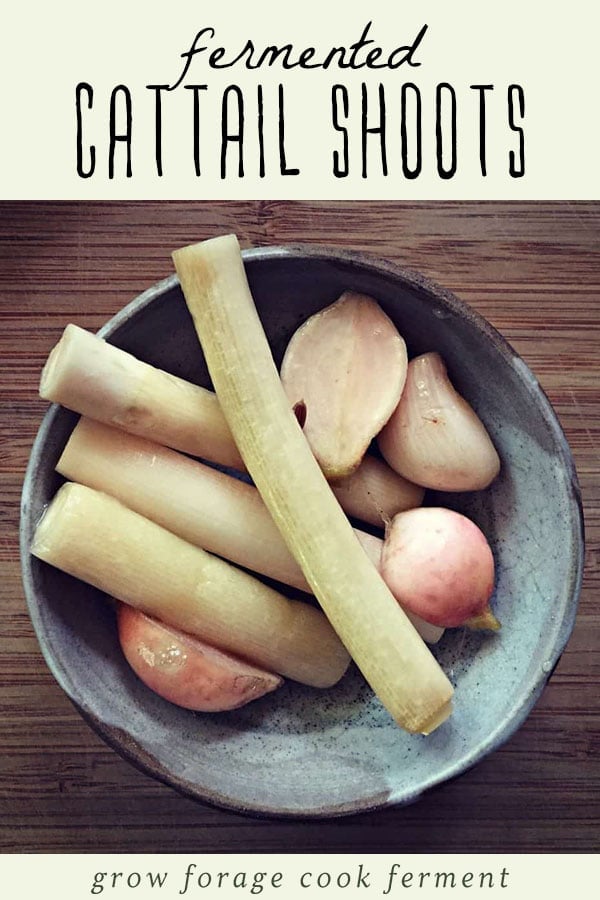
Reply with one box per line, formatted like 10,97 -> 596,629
281,291 -> 408,479
117,604 -> 283,712
380,506 -> 499,629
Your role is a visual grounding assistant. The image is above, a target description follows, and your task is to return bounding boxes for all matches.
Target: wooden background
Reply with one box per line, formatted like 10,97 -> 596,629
1,201 -> 598,853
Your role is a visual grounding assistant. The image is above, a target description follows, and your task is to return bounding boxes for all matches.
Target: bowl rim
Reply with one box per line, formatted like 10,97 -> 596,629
20,243 -> 585,818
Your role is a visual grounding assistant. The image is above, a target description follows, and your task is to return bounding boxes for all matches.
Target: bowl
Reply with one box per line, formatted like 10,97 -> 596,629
20,244 -> 584,817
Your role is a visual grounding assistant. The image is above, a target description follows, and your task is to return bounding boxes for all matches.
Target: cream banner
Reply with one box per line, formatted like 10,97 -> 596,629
1,853 -> 598,898
0,0 -> 598,198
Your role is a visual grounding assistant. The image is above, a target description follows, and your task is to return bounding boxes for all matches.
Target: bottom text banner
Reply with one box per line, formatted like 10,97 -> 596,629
1,854 -> 596,899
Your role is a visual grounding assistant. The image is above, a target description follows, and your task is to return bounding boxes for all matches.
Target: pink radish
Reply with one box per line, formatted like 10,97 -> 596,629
380,507 -> 499,629
378,352 -> 500,491
281,291 -> 408,479
117,604 -> 283,712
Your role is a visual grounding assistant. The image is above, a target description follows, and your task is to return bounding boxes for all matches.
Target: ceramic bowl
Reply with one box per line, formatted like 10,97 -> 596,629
20,245 -> 584,817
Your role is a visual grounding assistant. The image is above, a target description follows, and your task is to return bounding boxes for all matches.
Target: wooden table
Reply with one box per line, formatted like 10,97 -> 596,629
1,201 -> 598,853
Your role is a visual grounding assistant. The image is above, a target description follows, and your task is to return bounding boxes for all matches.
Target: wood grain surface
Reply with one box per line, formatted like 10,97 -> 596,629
1,201 -> 598,853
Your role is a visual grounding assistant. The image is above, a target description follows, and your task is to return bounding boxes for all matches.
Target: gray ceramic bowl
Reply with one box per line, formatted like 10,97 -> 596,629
20,245 -> 584,817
